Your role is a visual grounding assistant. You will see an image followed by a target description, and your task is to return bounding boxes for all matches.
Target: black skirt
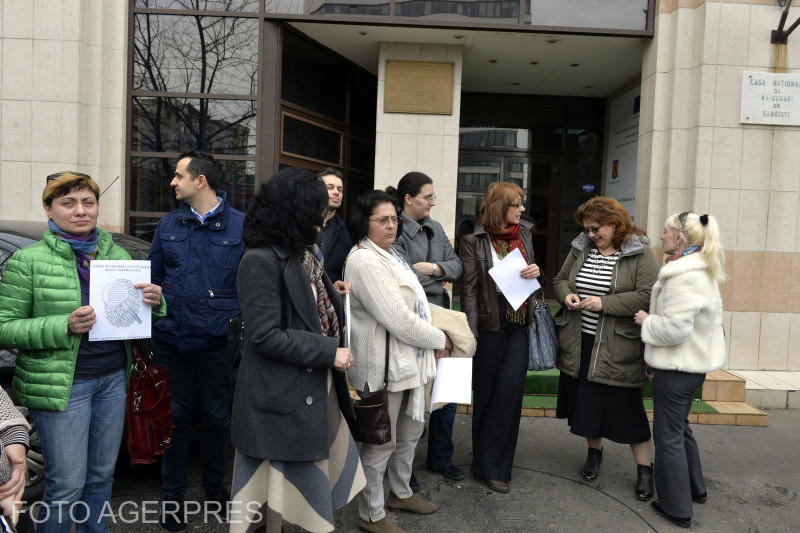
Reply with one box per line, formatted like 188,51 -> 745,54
556,332 -> 651,444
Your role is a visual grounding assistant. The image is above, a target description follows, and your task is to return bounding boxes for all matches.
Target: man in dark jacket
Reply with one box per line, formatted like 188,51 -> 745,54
149,151 -> 245,532
315,168 -> 352,283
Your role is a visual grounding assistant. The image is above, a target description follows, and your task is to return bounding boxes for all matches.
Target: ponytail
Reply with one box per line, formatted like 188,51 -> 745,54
666,211 -> 727,282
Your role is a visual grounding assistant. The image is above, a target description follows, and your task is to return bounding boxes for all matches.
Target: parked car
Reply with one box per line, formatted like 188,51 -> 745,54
0,220 -> 153,500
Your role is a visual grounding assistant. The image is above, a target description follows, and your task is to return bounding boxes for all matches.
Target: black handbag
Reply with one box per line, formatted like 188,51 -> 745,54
528,296 -> 559,371
346,332 -> 391,445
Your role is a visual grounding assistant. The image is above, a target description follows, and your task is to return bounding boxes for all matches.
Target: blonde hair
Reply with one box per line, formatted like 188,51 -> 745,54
42,171 -> 100,207
666,211 -> 727,282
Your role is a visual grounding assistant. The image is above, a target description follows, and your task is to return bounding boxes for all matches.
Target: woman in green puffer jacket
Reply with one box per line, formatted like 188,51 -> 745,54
0,172 -> 165,533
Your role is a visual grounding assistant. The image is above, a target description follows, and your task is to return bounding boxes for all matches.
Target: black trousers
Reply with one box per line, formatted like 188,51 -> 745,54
471,299 -> 529,482
653,369 -> 707,518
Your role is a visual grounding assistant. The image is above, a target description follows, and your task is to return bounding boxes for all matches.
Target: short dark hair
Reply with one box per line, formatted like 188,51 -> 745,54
242,167 -> 328,254
317,167 -> 343,181
386,171 -> 433,212
348,190 -> 396,244
42,172 -> 100,207
178,151 -> 224,192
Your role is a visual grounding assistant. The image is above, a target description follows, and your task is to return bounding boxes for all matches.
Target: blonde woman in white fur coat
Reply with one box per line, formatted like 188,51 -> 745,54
634,211 -> 726,529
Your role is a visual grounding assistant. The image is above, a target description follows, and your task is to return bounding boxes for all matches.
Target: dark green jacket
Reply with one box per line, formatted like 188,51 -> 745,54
552,233 -> 658,389
0,229 -> 166,411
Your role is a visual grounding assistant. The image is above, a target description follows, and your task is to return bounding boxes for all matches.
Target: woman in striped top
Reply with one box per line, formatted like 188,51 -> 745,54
552,196 -> 659,501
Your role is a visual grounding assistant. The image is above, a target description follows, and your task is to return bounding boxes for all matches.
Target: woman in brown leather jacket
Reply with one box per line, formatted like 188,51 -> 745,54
458,182 -> 541,494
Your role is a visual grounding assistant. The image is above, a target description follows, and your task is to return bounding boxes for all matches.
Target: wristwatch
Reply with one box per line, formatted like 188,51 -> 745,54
432,264 -> 440,277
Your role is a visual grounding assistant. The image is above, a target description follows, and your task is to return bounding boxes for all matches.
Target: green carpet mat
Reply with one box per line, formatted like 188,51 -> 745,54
524,369 -> 702,400
521,394 -> 717,413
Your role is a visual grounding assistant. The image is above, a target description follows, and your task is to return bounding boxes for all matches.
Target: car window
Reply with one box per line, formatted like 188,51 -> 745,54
0,247 -> 12,281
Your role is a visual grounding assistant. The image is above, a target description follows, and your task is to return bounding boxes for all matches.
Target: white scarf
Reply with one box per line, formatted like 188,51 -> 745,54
360,238 -> 437,422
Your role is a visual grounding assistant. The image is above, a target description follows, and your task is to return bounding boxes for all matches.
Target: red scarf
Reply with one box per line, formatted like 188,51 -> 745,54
489,224 -> 529,263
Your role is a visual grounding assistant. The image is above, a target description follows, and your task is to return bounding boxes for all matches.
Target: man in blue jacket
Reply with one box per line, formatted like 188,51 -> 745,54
315,167 -> 352,283
149,151 -> 245,532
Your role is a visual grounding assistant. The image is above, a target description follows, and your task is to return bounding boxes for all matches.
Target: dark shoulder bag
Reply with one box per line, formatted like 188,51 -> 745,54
346,331 -> 391,445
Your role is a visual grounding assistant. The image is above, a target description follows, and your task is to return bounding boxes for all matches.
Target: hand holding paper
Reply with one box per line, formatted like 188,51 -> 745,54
488,248 -> 541,310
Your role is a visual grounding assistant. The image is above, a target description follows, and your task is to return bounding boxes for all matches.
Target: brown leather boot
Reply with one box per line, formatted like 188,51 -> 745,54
358,517 -> 405,533
386,492 -> 439,514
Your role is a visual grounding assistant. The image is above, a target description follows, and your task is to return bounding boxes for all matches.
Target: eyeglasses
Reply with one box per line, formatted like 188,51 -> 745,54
47,171 -> 92,182
510,202 -> 526,209
422,194 -> 437,203
369,216 -> 399,226
582,225 -> 603,235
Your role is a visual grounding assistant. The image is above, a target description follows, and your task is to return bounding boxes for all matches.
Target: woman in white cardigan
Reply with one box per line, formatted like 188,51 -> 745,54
344,190 -> 452,533
634,211 -> 727,529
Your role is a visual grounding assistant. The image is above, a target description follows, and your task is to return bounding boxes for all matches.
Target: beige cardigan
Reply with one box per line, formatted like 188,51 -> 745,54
344,241 -> 446,395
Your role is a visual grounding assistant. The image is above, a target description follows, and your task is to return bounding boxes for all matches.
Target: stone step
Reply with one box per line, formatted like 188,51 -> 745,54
702,369 -> 746,402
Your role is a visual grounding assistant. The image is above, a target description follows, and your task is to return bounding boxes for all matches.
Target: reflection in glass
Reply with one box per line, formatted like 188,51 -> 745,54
133,14 -> 258,95
135,0 -> 260,11
306,0 -> 389,15
132,97 -> 256,155
395,0 -> 518,22
282,31 -> 347,121
265,0 -> 306,14
525,0 -> 649,31
350,138 -> 375,172
131,158 -> 179,214
282,115 -> 342,165
459,128 -> 528,150
130,157 -> 254,214
129,216 -> 163,243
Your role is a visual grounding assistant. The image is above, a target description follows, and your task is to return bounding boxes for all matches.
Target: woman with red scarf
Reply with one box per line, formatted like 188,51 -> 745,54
458,182 -> 540,494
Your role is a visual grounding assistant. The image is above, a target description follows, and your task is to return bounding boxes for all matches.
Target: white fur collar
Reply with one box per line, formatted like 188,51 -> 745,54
658,252 -> 708,280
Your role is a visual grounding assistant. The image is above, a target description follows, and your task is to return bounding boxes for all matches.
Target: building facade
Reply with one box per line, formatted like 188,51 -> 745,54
1,0 -> 799,371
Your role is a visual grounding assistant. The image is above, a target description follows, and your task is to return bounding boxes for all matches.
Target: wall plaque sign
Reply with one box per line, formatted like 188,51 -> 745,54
741,71 -> 800,126
384,61 -> 454,115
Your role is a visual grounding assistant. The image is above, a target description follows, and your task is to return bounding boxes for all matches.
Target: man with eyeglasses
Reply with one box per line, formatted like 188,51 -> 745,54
315,168 -> 352,284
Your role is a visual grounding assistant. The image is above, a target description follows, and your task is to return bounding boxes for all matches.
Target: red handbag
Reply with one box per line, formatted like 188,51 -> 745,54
125,340 -> 173,465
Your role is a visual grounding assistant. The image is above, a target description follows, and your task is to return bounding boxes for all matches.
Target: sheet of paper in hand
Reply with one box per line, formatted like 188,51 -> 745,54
89,260 -> 152,341
487,247 -> 541,311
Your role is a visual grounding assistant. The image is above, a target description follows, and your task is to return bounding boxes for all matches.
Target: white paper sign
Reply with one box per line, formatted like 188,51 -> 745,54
431,357 -> 472,412
487,248 -> 541,311
740,71 -> 800,126
89,260 -> 152,341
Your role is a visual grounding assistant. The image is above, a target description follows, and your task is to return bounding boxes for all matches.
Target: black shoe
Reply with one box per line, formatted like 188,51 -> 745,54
205,487 -> 230,521
409,472 -> 421,493
651,500 -> 691,528
434,465 -> 465,481
581,447 -> 603,481
161,496 -> 187,532
635,463 -> 654,501
692,492 -> 707,504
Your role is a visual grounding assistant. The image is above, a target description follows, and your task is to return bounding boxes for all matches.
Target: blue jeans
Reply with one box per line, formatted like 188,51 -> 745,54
426,403 -> 457,470
152,340 -> 232,497
29,368 -> 126,533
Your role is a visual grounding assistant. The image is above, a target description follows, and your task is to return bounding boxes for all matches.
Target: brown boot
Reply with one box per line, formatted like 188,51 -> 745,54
386,492 -> 439,515
358,517 -> 405,533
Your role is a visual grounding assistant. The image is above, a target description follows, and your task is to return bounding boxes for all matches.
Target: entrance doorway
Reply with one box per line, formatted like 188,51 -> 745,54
457,94 -> 605,293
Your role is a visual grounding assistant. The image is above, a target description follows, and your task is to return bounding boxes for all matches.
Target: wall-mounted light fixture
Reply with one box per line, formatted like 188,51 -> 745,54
771,0 -> 799,44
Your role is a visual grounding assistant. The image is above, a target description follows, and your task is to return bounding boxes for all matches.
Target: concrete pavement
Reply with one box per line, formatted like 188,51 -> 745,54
103,408 -> 800,532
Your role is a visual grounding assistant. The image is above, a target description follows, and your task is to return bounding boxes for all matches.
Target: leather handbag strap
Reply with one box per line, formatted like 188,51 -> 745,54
383,330 -> 390,389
